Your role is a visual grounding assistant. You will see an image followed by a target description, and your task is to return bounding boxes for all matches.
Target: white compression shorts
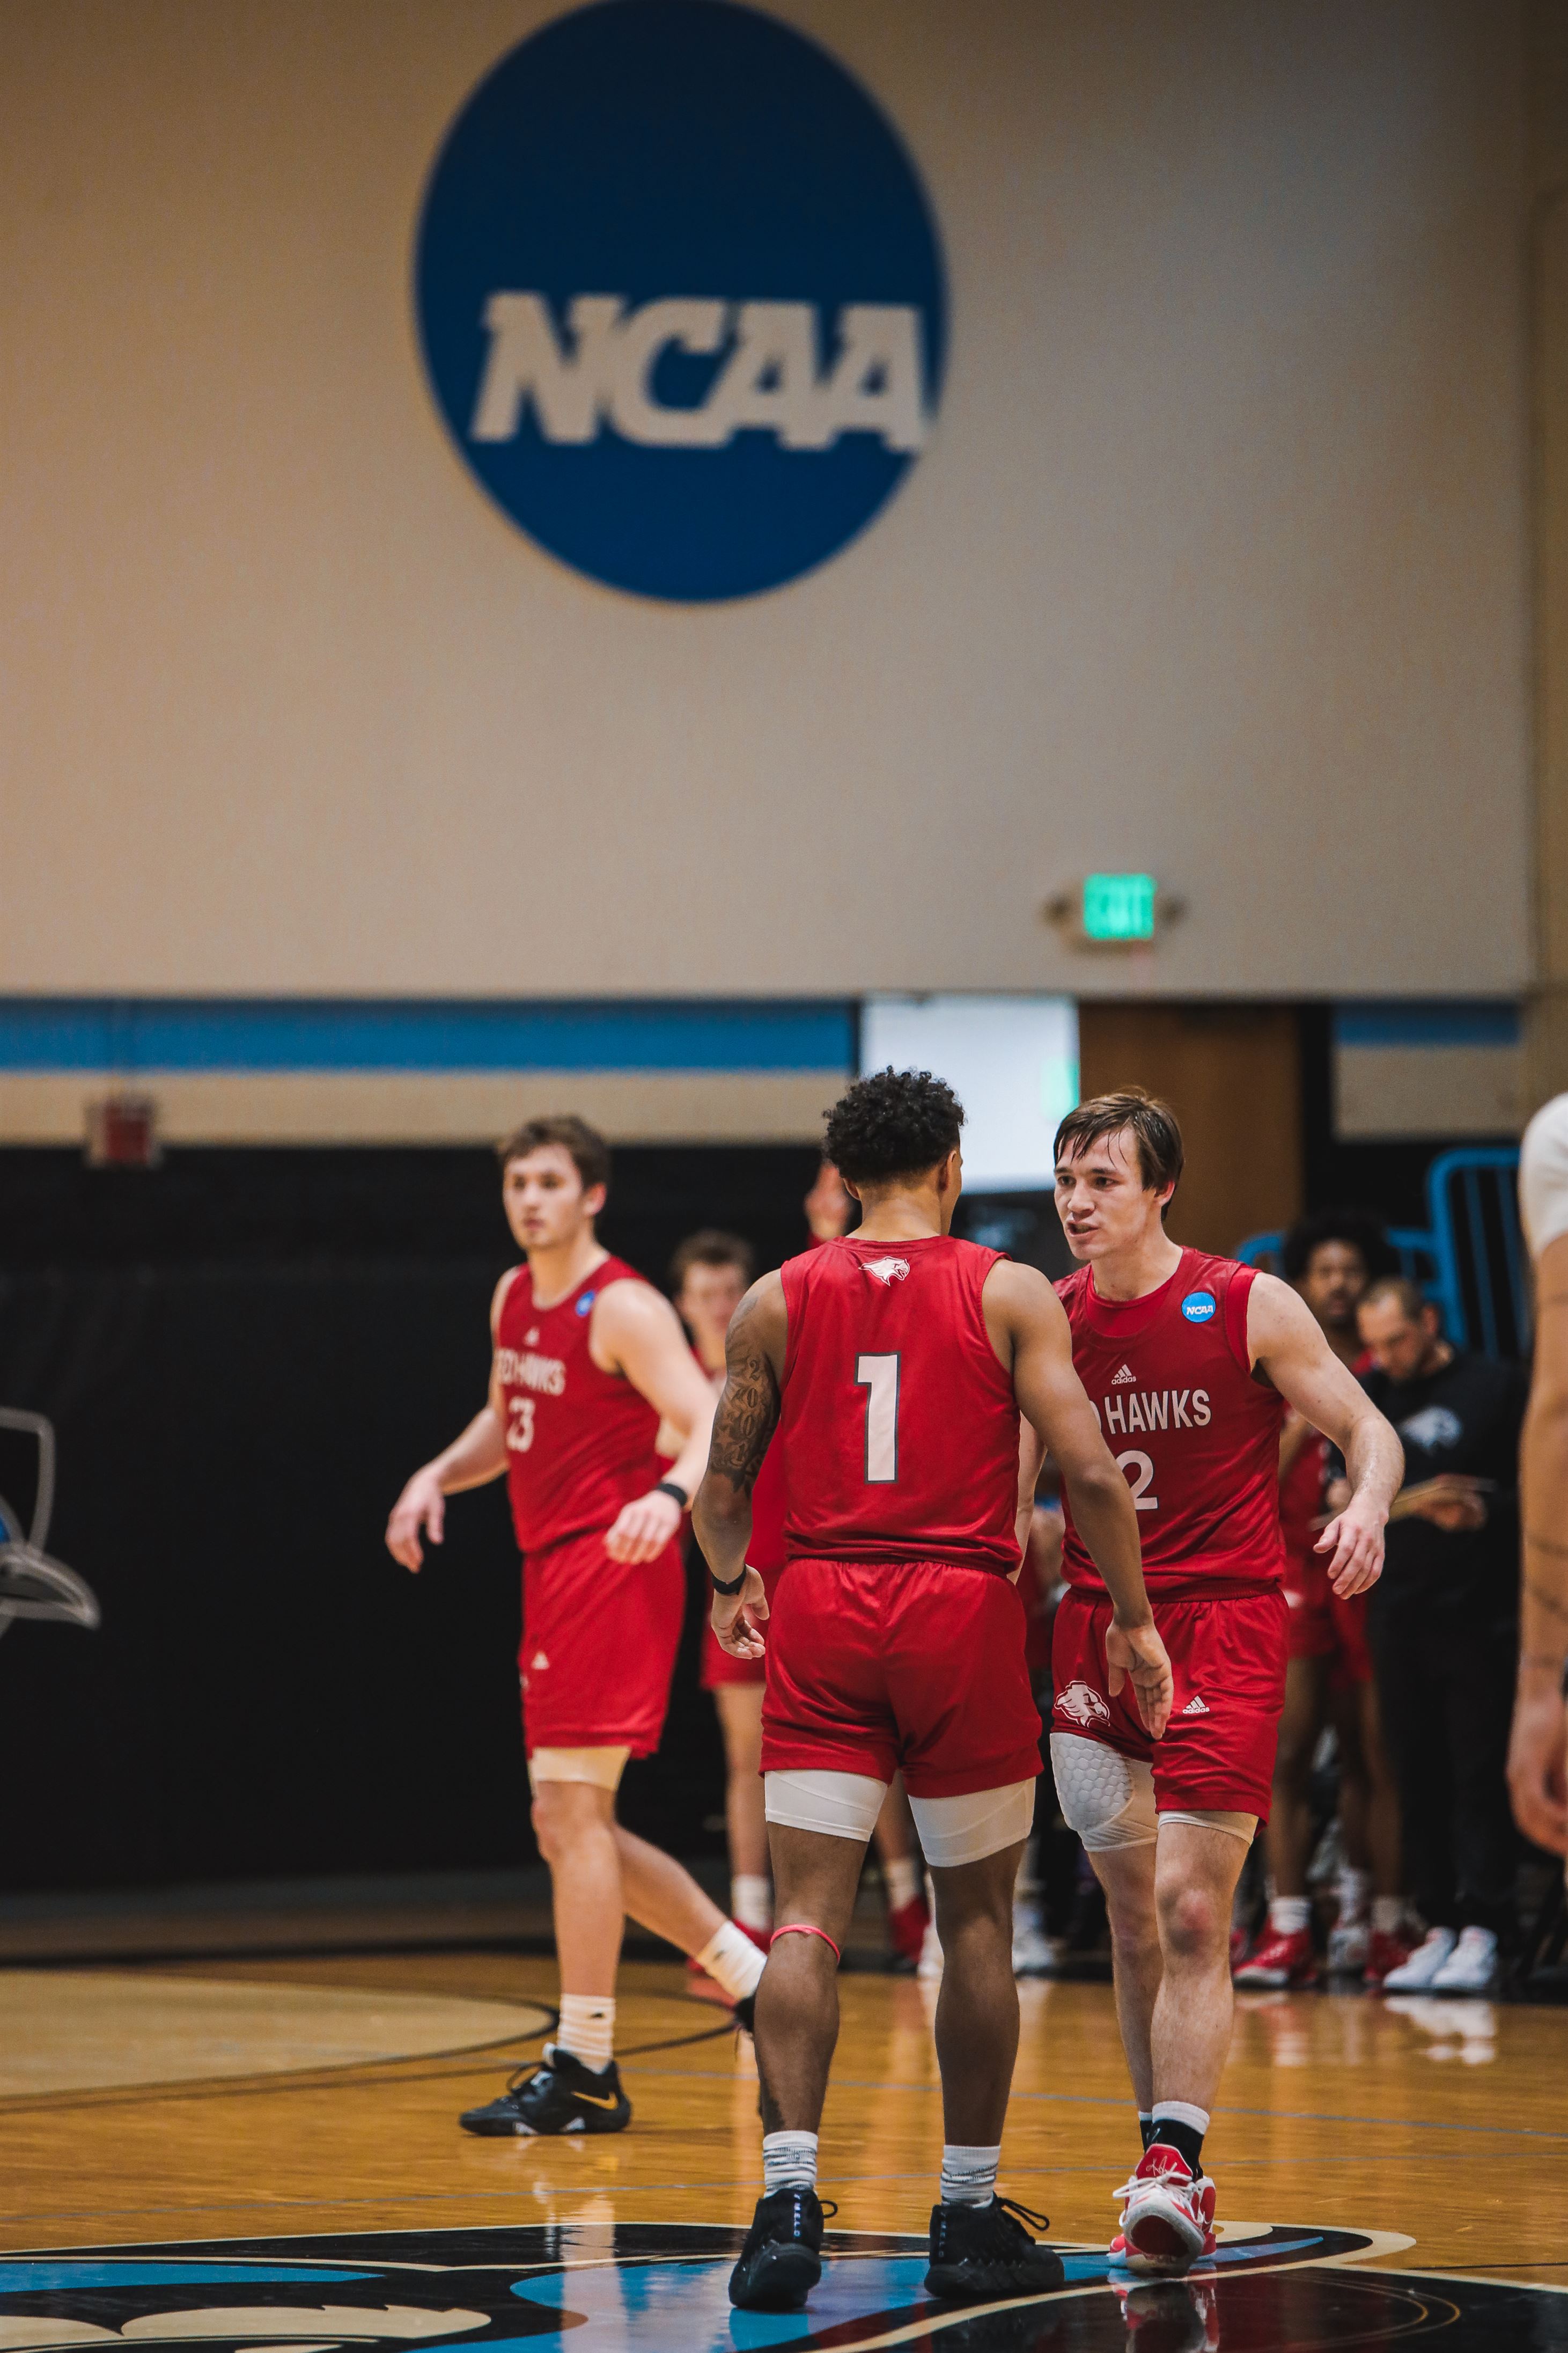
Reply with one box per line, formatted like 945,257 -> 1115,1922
1049,1734 -> 1255,1848
528,1745 -> 630,1791
764,1768 -> 1036,1867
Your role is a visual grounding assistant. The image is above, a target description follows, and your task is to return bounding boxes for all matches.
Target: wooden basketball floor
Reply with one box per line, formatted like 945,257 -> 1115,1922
4,1949 -> 1565,2349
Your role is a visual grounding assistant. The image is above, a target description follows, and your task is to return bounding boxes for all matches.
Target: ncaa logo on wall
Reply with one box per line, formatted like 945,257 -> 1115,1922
414,0 -> 947,602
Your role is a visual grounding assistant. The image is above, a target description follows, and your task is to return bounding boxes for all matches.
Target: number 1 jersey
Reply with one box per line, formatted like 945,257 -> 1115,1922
777,1233 -> 1021,1573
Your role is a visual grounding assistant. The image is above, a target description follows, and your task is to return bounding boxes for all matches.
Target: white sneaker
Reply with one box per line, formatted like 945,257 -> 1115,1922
1427,1925 -> 1499,1995
1380,1926 -> 1457,1990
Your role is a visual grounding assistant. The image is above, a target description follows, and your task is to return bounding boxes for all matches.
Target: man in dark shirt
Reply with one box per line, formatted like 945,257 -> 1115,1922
1344,1277 -> 1528,1992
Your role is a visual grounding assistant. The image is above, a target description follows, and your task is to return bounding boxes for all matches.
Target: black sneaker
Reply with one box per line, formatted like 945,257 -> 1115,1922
728,2185 -> 832,2311
458,2047 -> 631,2137
924,2196 -> 1066,2304
733,1991 -> 756,2037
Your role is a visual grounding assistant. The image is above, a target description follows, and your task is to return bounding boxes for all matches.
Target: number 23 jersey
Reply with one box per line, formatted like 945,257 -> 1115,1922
1056,1248 -> 1286,1595
777,1233 -> 1021,1573
495,1256 -> 664,1553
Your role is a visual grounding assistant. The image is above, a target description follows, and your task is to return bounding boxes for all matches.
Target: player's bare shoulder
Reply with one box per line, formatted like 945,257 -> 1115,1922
1242,1267 -> 1323,1369
587,1267 -> 684,1362
727,1267 -> 787,1370
981,1255 -> 1071,1363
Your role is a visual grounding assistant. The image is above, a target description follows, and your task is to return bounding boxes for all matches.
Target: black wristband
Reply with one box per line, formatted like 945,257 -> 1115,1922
654,1478 -> 690,1510
709,1566 -> 747,1595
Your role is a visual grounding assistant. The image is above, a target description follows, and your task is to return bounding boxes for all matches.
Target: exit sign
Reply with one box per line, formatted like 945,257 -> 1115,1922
1081,873 -> 1157,943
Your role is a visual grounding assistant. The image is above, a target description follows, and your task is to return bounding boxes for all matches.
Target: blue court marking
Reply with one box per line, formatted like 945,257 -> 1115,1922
513,2240 -> 1324,2348
0,2265 -> 374,2292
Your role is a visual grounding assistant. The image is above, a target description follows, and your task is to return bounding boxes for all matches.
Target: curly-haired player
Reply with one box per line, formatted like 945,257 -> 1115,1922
695,1068 -> 1171,2315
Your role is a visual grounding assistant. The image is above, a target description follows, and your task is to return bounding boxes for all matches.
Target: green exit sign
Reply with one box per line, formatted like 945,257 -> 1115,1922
1081,872 -> 1157,942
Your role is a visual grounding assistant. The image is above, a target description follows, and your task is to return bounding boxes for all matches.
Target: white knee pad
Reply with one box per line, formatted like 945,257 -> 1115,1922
764,1768 -> 888,1842
909,1779 -> 1036,1869
1049,1733 -> 1157,1851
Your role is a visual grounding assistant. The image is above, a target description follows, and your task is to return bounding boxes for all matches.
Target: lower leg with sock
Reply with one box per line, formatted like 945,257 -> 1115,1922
762,2130 -> 819,2195
940,2144 -> 1000,2206
1149,2099 -> 1209,2177
554,1994 -> 615,2073
732,1874 -> 774,1933
1268,1894 -> 1311,1937
884,1854 -> 921,1912
696,1918 -> 767,2002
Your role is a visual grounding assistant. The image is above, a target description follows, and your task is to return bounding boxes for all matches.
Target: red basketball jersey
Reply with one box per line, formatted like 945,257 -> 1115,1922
1056,1248 -> 1286,1595
496,1256 -> 662,1553
778,1233 -> 1020,1572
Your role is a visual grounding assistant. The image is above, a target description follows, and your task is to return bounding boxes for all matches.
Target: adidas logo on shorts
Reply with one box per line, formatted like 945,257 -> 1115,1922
1180,1694 -> 1210,1716
1112,1362 -> 1137,1384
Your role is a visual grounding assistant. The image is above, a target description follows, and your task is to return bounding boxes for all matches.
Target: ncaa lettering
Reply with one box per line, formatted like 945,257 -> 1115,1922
1098,1387 -> 1212,1435
471,295 -> 927,453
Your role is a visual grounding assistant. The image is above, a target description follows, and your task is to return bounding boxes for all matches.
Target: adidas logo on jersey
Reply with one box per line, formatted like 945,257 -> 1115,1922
1112,1363 -> 1137,1384
1180,1694 -> 1210,1716
531,1651 -> 550,1672
863,1255 -> 910,1286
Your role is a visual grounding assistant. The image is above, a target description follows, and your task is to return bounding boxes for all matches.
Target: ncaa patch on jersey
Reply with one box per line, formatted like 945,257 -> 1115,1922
1181,1290 -> 1218,1323
414,0 -> 946,602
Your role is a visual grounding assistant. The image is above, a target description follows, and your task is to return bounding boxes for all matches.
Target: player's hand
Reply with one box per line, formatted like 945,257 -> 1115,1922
605,1486 -> 684,1563
712,1566 -> 769,1659
1315,1487 -> 1386,1596
1508,1677 -> 1568,1855
386,1468 -> 446,1572
1106,1615 -> 1173,1740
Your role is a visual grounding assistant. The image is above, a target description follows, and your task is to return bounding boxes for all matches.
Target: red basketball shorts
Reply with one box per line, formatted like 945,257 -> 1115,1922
1283,1550 -> 1373,1689
761,1556 -> 1043,1799
1051,1583 -> 1289,1821
519,1528 -> 684,1757
701,1561 -> 785,1690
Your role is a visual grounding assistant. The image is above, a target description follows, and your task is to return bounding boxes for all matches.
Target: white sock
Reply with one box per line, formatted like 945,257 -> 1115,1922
1269,1895 -> 1311,1936
884,1855 -> 921,1911
762,2130 -> 819,2193
697,1918 -> 767,2002
1372,1895 -> 1404,1936
1336,1867 -> 1371,1925
554,1993 -> 614,2073
940,2143 -> 1000,2207
732,1874 -> 774,1932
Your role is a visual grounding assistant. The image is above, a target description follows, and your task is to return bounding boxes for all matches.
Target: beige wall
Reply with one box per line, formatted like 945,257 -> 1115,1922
0,0 -> 1532,1001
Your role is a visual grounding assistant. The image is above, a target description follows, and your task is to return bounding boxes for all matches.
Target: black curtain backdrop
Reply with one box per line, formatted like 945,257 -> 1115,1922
0,1143 -> 821,1896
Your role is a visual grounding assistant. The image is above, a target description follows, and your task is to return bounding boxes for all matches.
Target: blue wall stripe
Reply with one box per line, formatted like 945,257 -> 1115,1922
1334,1001 -> 1521,1050
0,999 -> 855,1075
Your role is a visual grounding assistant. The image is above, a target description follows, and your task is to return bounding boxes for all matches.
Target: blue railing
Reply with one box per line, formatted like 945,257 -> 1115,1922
1236,1148 -> 1527,1356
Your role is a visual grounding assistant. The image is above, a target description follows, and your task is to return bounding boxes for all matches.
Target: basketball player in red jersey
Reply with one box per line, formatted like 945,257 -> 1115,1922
694,1070 -> 1173,2313
385,1117 -> 765,2136
1049,1093 -> 1403,2273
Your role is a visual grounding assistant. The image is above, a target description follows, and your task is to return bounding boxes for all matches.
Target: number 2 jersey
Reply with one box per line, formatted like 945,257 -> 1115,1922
495,1255 -> 664,1553
1056,1248 -> 1285,1596
777,1232 -> 1021,1573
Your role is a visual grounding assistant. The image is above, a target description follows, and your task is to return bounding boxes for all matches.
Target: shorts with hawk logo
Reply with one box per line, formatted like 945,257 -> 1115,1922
520,1527 -> 684,1757
1051,1582 -> 1289,1821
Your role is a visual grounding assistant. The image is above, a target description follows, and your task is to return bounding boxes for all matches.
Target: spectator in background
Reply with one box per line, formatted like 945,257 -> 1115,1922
1348,1277 -> 1528,1993
1511,1096 -> 1568,1860
1239,1211 -> 1409,1989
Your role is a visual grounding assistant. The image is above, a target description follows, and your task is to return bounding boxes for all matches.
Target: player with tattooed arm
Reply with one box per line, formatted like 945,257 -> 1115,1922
694,1068 -> 1172,2315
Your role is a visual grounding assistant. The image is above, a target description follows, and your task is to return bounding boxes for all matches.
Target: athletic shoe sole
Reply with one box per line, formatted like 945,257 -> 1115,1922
924,2256 -> 1066,2305
728,2244 -> 821,2312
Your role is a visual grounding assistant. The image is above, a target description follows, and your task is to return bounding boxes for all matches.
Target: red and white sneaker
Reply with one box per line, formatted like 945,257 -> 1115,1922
1112,2147 -> 1217,2275
1232,1925 -> 1316,1989
1228,1924 -> 1251,1969
1363,1928 -> 1417,1988
887,1892 -> 931,1971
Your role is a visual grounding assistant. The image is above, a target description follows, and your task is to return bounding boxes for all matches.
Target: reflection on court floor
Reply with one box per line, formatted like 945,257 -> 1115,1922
6,2220 -> 1557,2353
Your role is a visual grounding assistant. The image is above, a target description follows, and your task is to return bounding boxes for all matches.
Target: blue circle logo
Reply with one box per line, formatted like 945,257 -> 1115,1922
414,0 -> 946,603
1181,1290 -> 1217,1324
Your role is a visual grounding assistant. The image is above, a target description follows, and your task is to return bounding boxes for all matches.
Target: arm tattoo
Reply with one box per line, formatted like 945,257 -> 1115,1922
708,1302 -> 781,1496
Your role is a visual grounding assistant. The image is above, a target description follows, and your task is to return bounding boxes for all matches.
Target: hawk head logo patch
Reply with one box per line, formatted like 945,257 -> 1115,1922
1055,1679 -> 1111,1731
863,1255 -> 911,1286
